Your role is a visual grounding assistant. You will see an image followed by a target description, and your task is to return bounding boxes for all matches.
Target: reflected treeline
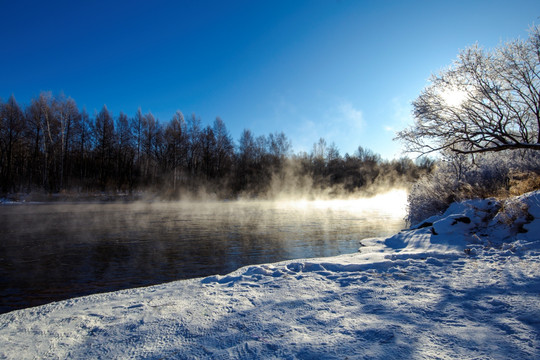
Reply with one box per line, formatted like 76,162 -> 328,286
0,92 -> 433,198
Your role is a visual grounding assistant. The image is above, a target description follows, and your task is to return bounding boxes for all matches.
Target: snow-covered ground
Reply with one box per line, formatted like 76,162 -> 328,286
1,191 -> 539,359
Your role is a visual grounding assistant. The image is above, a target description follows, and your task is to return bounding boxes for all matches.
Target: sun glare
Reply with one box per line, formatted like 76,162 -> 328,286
439,87 -> 468,107
279,189 -> 408,218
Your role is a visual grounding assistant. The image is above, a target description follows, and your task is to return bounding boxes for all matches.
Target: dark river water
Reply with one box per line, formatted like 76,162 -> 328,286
0,192 -> 406,314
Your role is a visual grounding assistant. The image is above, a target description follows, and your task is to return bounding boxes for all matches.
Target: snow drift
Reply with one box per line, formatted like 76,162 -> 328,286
1,191 -> 539,359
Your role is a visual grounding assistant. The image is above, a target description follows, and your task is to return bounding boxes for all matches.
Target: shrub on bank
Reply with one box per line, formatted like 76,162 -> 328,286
407,150 -> 540,226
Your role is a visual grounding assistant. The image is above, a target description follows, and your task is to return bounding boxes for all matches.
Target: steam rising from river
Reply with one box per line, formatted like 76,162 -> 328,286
0,188 -> 408,313
274,189 -> 408,217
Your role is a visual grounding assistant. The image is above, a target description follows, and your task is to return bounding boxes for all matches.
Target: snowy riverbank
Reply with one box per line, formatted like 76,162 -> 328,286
1,191 -> 539,359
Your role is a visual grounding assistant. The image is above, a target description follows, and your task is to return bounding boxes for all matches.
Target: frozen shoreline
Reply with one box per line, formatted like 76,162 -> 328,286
1,191 -> 539,359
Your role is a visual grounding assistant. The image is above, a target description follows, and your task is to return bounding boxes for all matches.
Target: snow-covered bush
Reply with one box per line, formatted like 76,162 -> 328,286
407,163 -> 460,225
407,150 -> 540,225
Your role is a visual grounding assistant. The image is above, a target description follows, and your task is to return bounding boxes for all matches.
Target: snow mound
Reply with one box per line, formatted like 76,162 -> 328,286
384,191 -> 540,256
0,191 -> 539,359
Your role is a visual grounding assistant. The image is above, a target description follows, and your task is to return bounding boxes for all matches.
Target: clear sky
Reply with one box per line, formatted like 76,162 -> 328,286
1,0 -> 539,159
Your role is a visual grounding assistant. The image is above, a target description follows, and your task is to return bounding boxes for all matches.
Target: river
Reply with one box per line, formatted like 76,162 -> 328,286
0,190 -> 407,313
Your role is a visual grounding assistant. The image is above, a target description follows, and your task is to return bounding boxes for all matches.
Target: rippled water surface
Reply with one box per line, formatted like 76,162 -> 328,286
0,192 -> 406,313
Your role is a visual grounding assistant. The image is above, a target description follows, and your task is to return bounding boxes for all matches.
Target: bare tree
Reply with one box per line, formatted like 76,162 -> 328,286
200,125 -> 217,179
164,111 -> 188,190
141,112 -> 163,182
115,111 -> 135,190
213,117 -> 234,179
131,108 -> 144,167
53,95 -> 79,189
0,95 -> 25,192
268,132 -> 292,162
326,142 -> 340,164
235,129 -> 257,192
73,108 -> 92,187
25,96 -> 45,189
93,105 -> 115,189
397,25 -> 540,155
186,113 -> 202,175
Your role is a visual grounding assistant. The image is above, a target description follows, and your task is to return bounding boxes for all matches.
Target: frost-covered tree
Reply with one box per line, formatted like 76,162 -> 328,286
397,25 -> 540,155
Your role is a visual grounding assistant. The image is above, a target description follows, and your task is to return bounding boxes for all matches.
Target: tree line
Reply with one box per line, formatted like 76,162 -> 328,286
0,92 -> 431,199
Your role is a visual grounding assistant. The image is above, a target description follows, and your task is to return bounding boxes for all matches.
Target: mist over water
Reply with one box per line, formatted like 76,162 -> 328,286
0,189 -> 407,313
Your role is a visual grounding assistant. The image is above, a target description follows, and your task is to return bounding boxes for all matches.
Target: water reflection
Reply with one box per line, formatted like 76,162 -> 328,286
0,196 -> 405,313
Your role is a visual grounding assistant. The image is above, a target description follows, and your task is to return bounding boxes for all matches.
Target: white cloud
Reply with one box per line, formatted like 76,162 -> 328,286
391,96 -> 413,125
379,96 -> 413,137
266,95 -> 368,156
337,101 -> 364,130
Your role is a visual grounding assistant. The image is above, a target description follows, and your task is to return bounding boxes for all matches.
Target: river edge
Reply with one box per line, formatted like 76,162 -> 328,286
0,191 -> 539,359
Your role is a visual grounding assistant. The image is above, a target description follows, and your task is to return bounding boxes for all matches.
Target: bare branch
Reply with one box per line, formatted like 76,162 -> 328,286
396,25 -> 540,157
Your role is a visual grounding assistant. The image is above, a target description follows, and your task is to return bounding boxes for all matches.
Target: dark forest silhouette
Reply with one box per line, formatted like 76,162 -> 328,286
0,92 -> 432,199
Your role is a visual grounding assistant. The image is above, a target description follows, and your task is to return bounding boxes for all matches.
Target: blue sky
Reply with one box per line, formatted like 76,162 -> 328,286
1,0 -> 539,159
